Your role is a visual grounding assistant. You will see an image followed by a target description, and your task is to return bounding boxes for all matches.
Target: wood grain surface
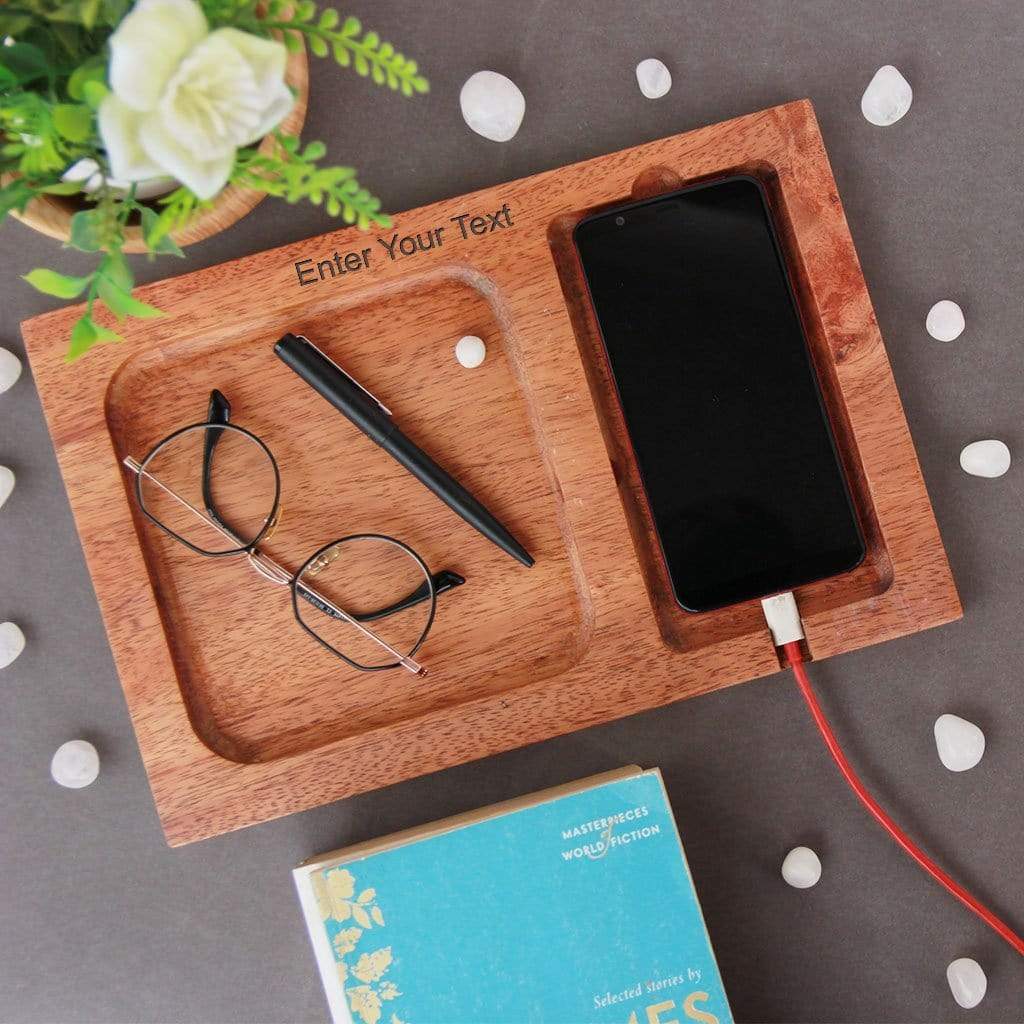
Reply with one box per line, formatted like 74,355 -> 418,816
20,99 -> 961,846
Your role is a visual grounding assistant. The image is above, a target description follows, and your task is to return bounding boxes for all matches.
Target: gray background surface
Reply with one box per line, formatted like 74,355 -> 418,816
1,2 -> 1022,1021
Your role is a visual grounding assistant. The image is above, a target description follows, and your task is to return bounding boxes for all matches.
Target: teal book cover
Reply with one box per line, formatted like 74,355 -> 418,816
294,768 -> 733,1024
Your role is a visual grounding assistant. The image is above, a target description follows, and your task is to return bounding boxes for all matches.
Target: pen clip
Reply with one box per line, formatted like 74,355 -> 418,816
295,334 -> 392,416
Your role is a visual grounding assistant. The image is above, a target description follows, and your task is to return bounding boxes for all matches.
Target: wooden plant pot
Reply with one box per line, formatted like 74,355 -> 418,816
8,44 -> 307,254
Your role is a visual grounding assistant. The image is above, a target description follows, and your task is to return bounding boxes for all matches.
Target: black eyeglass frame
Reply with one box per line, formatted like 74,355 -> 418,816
127,392 -> 463,673
292,533 -> 438,673
134,419 -> 283,558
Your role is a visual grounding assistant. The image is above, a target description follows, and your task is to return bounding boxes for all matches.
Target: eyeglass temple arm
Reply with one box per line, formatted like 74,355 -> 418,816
296,569 -> 465,624
201,389 -> 240,538
357,569 -> 464,621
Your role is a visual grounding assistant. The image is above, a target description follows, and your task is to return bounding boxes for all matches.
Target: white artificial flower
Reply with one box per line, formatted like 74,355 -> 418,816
63,157 -> 175,197
98,0 -> 293,199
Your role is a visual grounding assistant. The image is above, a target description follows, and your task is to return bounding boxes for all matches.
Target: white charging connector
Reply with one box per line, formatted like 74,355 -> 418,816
761,591 -> 804,647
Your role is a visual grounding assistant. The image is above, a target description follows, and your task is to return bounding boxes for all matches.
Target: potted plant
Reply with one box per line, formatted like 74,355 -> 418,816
0,0 -> 427,360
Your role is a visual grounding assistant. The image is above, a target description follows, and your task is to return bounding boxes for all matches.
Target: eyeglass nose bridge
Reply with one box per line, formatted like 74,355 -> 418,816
246,548 -> 292,586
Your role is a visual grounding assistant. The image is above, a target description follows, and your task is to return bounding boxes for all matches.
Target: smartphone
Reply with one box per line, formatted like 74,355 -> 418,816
573,175 -> 865,612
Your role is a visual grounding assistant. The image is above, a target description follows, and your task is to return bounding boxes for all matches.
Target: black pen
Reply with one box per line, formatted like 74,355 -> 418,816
274,333 -> 534,568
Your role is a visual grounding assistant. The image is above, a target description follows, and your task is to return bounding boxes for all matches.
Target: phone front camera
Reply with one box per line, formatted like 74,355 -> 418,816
614,216 -> 625,227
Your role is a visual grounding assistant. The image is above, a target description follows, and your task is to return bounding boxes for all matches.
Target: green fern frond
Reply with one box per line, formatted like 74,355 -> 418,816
231,133 -> 391,229
249,9 -> 429,95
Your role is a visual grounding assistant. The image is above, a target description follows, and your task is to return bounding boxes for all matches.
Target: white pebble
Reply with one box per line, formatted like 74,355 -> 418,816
781,846 -> 821,889
0,465 -> 13,511
926,300 -> 965,342
50,739 -> 100,788
947,957 -> 987,1009
636,58 -> 672,99
0,346 -> 22,394
960,439 -> 1011,479
861,65 -> 913,126
0,621 -> 26,670
460,71 -> 525,143
934,713 -> 985,772
455,335 -> 487,369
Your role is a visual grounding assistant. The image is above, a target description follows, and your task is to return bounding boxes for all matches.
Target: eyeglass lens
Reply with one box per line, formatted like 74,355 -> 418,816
294,536 -> 435,670
138,423 -> 278,554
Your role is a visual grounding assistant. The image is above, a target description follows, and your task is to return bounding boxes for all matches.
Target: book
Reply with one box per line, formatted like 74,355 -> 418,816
294,767 -> 733,1024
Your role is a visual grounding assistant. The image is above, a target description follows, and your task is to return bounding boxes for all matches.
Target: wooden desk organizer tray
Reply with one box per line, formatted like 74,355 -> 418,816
21,100 -> 961,846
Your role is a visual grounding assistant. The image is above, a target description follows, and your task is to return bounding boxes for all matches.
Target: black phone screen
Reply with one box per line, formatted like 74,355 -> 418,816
573,176 -> 865,612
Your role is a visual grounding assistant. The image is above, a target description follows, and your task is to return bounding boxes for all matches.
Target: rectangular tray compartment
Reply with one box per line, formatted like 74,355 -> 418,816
106,269 -> 590,764
547,164 -> 892,654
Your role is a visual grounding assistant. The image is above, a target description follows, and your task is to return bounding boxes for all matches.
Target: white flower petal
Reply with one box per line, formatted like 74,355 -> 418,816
159,33 -> 261,156
211,28 -> 287,97
98,94 -> 165,182
109,0 -> 208,111
62,158 -> 106,193
245,81 -> 294,143
139,115 -> 233,199
62,157 -> 101,183
156,28 -> 292,156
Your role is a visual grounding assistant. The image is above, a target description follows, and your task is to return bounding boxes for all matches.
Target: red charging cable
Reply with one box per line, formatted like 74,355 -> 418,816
781,640 -> 1024,957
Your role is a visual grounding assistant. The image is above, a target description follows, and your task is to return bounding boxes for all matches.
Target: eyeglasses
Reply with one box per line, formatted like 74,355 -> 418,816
122,389 -> 463,675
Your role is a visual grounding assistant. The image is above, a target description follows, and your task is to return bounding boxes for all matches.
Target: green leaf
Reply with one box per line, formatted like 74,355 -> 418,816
67,315 -> 97,360
52,104 -> 94,143
331,40 -> 350,66
0,13 -> 34,37
295,0 -> 316,20
146,199 -> 175,235
68,57 -> 107,102
101,250 -> 133,292
0,179 -> 38,220
66,314 -> 121,363
79,0 -> 102,29
40,180 -> 87,196
101,0 -> 132,26
52,20 -> 82,57
140,207 -> 184,256
23,268 -> 93,299
318,7 -> 338,28
154,233 -> 184,257
0,43 -> 52,87
68,209 -> 107,252
309,34 -> 328,58
82,80 -> 110,111
96,276 -> 163,320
